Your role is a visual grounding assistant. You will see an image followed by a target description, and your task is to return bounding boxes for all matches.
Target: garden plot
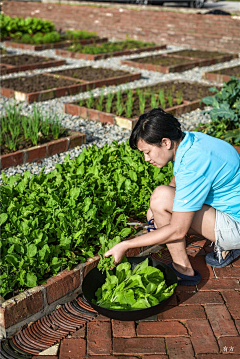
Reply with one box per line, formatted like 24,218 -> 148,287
0,104 -> 86,169
203,65 -> 240,83
0,54 -> 65,75
55,39 -> 167,61
64,80 -> 219,130
121,49 -> 238,73
1,66 -> 141,103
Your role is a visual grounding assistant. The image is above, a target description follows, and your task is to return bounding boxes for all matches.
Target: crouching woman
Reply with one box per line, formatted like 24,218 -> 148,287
105,108 -> 240,285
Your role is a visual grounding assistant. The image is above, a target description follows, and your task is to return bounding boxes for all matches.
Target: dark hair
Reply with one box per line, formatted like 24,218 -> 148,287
129,108 -> 183,150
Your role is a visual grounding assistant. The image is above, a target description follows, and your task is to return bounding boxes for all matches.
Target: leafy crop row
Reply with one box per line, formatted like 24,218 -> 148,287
196,77 -> 240,145
1,142 -> 173,298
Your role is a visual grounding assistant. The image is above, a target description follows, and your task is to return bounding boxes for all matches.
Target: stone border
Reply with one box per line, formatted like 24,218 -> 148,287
1,70 -> 141,103
121,53 -> 238,73
0,55 -> 66,75
3,37 -> 108,51
55,44 -> 167,61
0,234 -> 163,338
0,130 -> 86,169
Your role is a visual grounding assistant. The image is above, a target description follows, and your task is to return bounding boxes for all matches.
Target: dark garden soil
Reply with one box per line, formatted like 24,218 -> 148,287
1,124 -> 68,155
1,75 -> 79,93
170,49 -> 230,59
52,66 -> 130,81
79,92 -> 183,118
0,54 -> 55,66
210,65 -> 240,77
132,55 -> 196,66
142,81 -> 220,102
0,48 -> 7,55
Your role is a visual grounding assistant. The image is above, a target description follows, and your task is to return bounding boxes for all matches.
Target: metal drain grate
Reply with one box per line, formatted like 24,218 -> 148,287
0,295 -> 97,358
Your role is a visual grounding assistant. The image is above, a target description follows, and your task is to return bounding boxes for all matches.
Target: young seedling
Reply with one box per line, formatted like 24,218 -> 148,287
151,92 -> 158,109
116,90 -> 124,116
125,89 -> 134,118
138,91 -> 146,114
96,91 -> 105,112
158,89 -> 165,109
86,92 -> 95,109
176,90 -> 183,105
166,90 -> 173,108
105,92 -> 114,113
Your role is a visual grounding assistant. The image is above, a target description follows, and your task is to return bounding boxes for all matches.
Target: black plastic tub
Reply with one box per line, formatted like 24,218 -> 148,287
82,256 -> 177,321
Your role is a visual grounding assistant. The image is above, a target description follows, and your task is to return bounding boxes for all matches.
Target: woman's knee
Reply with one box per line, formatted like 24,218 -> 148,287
150,185 -> 175,212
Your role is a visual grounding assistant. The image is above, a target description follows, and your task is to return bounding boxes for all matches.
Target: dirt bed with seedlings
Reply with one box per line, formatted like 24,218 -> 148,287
0,54 -> 55,66
132,55 -> 196,66
1,75 -> 78,93
170,50 -> 230,59
210,65 -> 240,77
52,67 -> 130,81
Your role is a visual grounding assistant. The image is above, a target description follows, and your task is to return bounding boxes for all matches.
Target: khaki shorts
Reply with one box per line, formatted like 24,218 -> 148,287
215,210 -> 240,251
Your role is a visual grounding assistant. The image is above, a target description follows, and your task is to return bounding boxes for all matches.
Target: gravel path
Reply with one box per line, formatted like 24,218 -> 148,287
1,43 -> 240,181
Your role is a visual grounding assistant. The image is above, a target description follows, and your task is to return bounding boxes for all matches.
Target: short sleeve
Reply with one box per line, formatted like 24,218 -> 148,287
173,170 -> 211,212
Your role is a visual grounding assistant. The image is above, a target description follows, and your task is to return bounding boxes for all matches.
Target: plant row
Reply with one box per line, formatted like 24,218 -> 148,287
68,39 -> 156,54
1,103 -> 63,152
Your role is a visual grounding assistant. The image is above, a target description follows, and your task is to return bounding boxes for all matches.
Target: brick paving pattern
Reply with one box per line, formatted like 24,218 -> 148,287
22,236 -> 240,358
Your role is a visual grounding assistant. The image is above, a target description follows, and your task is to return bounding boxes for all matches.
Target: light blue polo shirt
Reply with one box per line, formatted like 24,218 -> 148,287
173,131 -> 240,223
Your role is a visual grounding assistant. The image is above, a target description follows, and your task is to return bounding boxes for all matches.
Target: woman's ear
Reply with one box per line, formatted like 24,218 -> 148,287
161,138 -> 172,149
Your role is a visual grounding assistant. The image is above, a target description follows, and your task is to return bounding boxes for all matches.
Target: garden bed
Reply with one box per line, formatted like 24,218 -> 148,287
1,67 -> 141,103
203,65 -> 240,83
121,50 -> 238,73
55,41 -> 167,61
0,54 -> 66,75
64,80 -> 219,130
3,37 -> 108,51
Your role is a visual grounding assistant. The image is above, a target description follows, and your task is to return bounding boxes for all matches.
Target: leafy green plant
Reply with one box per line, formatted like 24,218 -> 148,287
86,92 -> 95,109
125,89 -> 134,118
1,141 -> 173,298
176,90 -> 183,105
158,89 -> 165,109
94,258 -> 177,310
196,77 -> 240,146
138,91 -> 146,114
116,90 -> 124,116
166,90 -> 173,108
65,29 -> 98,41
96,91 -> 105,112
151,92 -> 158,109
106,92 -> 114,113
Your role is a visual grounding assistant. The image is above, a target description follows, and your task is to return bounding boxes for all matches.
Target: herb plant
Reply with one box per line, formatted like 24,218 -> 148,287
94,258 -> 177,310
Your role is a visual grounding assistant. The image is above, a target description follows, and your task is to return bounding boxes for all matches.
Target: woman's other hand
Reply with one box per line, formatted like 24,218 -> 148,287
104,241 -> 129,265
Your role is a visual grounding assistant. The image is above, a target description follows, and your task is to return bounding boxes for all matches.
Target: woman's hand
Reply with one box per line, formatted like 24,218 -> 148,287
104,241 -> 129,265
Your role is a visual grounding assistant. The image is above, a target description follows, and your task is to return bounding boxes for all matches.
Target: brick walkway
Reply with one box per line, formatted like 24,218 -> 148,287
29,237 -> 240,359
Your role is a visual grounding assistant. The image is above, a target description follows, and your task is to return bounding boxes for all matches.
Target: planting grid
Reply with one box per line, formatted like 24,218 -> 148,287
0,41 -> 240,357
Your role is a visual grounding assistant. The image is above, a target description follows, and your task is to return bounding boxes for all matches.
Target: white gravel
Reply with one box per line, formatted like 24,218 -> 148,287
1,42 -> 239,180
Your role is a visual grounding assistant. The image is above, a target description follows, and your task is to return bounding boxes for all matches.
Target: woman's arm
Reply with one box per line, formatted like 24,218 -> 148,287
169,175 -> 176,188
105,211 -> 195,264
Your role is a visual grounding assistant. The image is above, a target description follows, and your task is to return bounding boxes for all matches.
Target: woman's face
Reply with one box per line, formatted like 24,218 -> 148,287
137,138 -> 174,168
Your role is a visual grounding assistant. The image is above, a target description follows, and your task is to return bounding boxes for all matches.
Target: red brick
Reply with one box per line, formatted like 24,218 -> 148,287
26,145 -> 47,163
83,256 -> 100,278
32,357 -> 58,359
87,321 -> 112,355
221,291 -> 240,319
232,257 -> 240,267
205,304 -> 238,337
177,291 -> 224,305
69,133 -> 86,149
98,111 -> 115,125
79,105 -> 88,119
44,269 -> 80,304
186,320 -> 219,354
137,321 -> 188,337
85,357 -> 118,359
197,355 -> 240,359
165,337 -> 195,359
112,320 -> 136,338
214,266 -> 240,279
27,92 -> 40,103
93,314 -> 110,322
68,83 -> 81,95
158,305 -> 206,321
218,337 -> 240,354
59,338 -> 86,359
87,108 -> 99,122
189,255 -> 215,279
1,151 -> 24,169
39,89 -> 55,101
55,86 -> 69,98
235,320 -> 240,335
71,326 -> 86,338
113,337 -> 166,355
143,356 -> 168,359
64,103 -> 80,117
197,279 -> 239,291
0,287 -> 43,328
47,138 -> 68,157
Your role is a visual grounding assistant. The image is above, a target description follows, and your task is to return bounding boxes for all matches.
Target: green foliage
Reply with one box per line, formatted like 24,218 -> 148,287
65,29 -> 98,41
94,258 -> 177,310
196,77 -> 240,145
0,142 -> 173,298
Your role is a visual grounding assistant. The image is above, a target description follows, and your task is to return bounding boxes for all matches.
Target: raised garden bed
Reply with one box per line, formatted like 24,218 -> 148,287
203,65 -> 240,83
0,54 -> 66,75
55,40 -> 167,61
1,66 -> 141,103
64,80 -> 219,130
121,50 -> 238,73
3,37 -> 108,51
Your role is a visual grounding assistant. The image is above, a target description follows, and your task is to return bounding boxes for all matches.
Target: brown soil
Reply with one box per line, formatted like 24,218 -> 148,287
1,124 -> 68,155
141,81 -> 220,102
79,91 -> 183,118
52,66 -> 130,81
211,65 -> 240,77
1,75 -> 79,93
133,55 -> 196,66
0,54 -> 55,66
170,50 -> 229,59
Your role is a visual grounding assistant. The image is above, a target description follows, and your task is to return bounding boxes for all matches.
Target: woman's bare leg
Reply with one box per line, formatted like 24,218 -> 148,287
148,185 -> 216,276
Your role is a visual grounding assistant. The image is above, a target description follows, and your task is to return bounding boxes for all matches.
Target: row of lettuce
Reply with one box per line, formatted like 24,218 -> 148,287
1,76 -> 240,300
